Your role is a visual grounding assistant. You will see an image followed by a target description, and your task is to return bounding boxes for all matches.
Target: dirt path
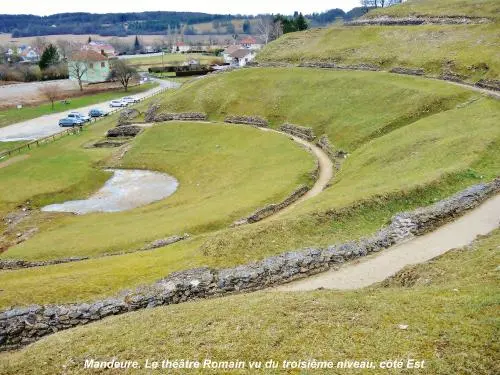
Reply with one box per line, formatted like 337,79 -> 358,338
259,128 -> 334,219
276,194 -> 500,291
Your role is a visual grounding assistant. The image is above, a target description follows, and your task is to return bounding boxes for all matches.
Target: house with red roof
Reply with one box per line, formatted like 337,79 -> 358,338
239,36 -> 262,50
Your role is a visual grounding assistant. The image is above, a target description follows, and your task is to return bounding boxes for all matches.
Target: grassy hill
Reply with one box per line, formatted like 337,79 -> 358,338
0,68 -> 498,310
257,0 -> 500,83
1,229 -> 498,374
365,0 -> 500,20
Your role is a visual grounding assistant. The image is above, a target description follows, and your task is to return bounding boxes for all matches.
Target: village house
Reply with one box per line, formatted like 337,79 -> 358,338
239,36 -> 262,50
82,41 -> 116,57
222,45 -> 240,64
68,50 -> 110,83
230,49 -> 256,67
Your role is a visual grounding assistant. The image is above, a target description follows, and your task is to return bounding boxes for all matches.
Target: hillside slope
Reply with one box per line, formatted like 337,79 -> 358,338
365,0 -> 500,20
257,1 -> 500,83
1,229 -> 498,374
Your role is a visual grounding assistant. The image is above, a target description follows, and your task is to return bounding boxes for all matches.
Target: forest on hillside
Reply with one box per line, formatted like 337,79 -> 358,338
0,8 -> 369,37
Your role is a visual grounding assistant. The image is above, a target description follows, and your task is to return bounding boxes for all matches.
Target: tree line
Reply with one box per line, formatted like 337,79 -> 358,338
1,7 -> 375,38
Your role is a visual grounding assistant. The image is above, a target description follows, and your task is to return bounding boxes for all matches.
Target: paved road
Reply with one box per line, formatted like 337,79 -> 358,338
0,79 -> 178,142
276,194 -> 500,291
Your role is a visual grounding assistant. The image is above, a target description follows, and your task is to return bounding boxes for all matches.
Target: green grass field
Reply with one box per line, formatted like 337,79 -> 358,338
0,83 -> 156,129
257,23 -> 500,82
0,68 -> 498,310
1,229 -> 498,374
0,119 -> 315,262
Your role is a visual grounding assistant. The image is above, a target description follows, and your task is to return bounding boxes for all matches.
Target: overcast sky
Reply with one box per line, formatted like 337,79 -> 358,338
1,0 -> 361,16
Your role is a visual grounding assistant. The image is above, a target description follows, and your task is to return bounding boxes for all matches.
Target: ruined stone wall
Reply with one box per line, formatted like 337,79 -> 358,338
279,124 -> 316,142
232,185 -> 310,226
224,115 -> 269,127
1,178 -> 498,351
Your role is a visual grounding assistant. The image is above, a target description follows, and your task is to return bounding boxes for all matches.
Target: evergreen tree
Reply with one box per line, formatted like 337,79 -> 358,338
38,44 -> 60,70
295,13 -> 308,31
134,35 -> 141,51
242,20 -> 251,34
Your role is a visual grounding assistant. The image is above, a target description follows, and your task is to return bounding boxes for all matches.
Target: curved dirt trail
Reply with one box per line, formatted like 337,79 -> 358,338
276,194 -> 500,291
259,128 -> 334,219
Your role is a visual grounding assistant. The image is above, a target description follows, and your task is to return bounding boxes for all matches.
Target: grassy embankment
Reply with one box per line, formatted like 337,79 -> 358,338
0,83 -> 157,129
1,228 -> 498,374
257,19 -> 500,83
365,0 -> 500,20
0,68 -> 498,309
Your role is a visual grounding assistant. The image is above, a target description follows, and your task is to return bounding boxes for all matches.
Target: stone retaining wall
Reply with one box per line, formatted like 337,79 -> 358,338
0,235 -> 189,271
346,16 -> 491,26
298,62 -> 380,72
117,109 -> 140,126
107,125 -> 142,138
390,67 -> 425,76
232,185 -> 310,226
154,112 -> 208,122
1,178 -> 498,351
224,115 -> 269,127
279,124 -> 316,142
475,79 -> 500,92
143,103 -> 208,123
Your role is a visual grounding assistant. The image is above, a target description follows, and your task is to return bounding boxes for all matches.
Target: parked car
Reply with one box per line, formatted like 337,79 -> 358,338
122,96 -> 140,104
110,100 -> 128,108
59,117 -> 83,127
88,108 -> 108,118
68,112 -> 91,122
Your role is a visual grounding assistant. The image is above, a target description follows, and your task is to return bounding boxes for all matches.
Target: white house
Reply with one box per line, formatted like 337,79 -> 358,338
222,45 -> 240,64
230,49 -> 256,67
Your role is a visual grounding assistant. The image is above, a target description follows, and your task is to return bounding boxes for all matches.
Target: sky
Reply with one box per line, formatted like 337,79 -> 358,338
1,0 -> 361,16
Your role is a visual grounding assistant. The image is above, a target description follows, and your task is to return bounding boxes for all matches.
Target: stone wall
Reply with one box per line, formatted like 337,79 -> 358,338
345,16 -> 491,26
117,109 -> 140,126
390,67 -> 425,76
106,125 -> 142,138
279,124 -> 316,142
299,62 -> 380,72
224,115 -> 269,128
1,179 -> 498,350
0,235 -> 189,271
154,112 -> 208,122
232,185 -> 310,226
1,178 -> 498,350
475,79 -> 500,92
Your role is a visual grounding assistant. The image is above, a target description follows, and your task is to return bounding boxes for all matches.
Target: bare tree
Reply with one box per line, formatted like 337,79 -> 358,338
256,17 -> 279,45
68,60 -> 88,91
32,36 -> 49,54
56,39 -> 75,60
39,84 -> 61,110
109,60 -> 138,92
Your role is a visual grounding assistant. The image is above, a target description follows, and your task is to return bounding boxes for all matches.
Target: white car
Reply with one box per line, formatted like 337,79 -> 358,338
122,96 -> 140,104
110,100 -> 128,108
68,112 -> 91,122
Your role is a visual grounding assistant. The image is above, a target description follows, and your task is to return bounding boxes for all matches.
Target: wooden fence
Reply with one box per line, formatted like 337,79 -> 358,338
0,85 -> 170,160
